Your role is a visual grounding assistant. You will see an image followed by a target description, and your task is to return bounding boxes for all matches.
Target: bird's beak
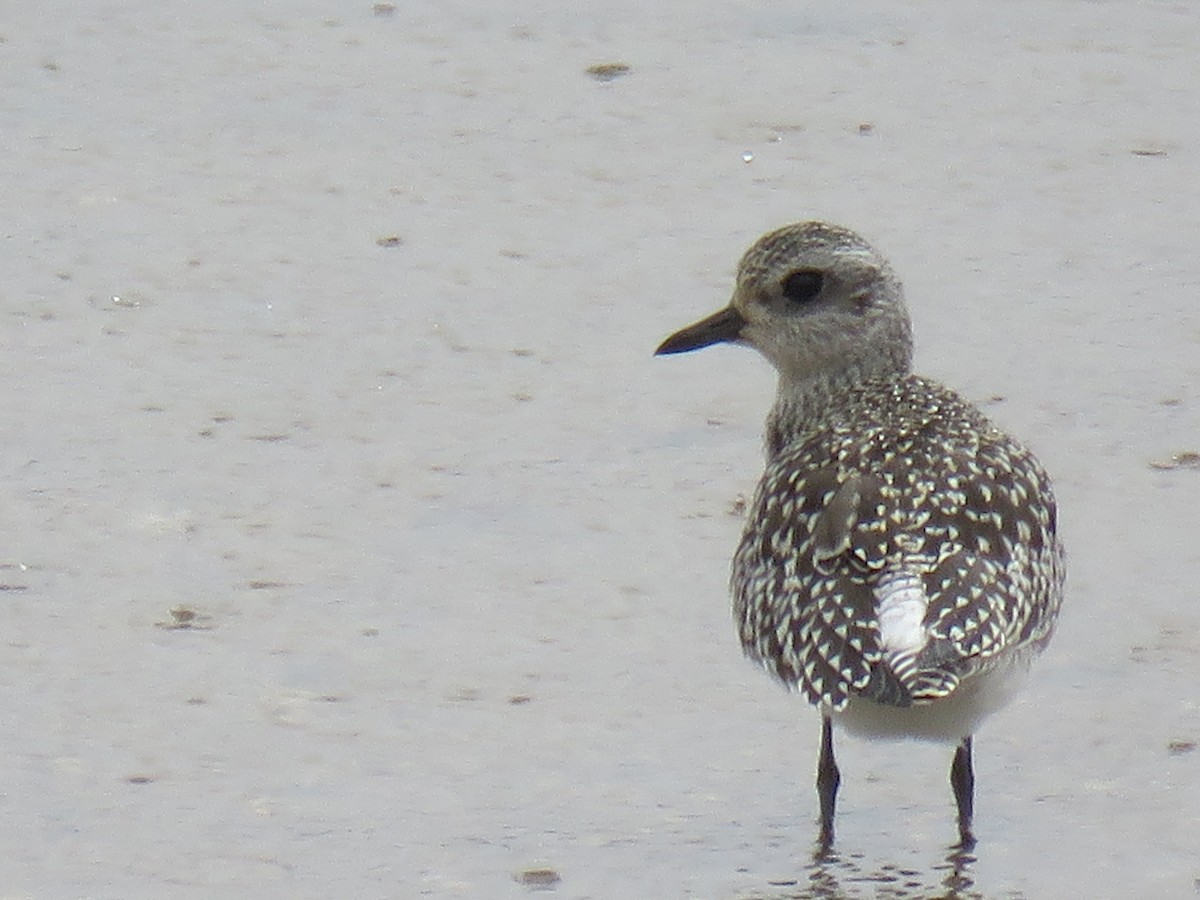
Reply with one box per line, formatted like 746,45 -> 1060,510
655,306 -> 747,356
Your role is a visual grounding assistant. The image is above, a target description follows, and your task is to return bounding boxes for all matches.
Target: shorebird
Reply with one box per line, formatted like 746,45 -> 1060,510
656,222 -> 1064,849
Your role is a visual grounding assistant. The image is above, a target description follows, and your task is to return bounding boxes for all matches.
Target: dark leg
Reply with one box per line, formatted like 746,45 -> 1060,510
950,735 -> 976,849
817,715 -> 840,850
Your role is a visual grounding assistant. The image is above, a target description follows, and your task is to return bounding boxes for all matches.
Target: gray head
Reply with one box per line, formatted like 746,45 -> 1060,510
656,222 -> 913,385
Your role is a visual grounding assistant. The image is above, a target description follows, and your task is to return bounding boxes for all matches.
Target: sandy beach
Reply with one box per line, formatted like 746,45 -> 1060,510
2,1 -> 1198,896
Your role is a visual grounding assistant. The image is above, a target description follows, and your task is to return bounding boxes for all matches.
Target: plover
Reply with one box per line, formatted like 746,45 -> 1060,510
656,222 -> 1064,849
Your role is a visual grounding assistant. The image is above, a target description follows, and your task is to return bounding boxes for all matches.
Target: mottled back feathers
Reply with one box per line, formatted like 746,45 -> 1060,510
734,373 -> 1062,711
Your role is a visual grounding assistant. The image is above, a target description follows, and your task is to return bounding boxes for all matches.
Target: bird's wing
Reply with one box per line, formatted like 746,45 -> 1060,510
733,437 -> 1062,711
918,438 -> 1064,668
733,465 -> 886,710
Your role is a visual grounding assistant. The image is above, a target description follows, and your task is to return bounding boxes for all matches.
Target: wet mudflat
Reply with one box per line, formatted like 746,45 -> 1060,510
2,1 -> 1198,897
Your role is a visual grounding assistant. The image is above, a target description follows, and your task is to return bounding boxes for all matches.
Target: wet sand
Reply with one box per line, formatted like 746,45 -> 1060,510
2,1 -> 1199,897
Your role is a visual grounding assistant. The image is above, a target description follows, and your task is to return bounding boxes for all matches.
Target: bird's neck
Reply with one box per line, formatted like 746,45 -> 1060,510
765,365 -> 907,459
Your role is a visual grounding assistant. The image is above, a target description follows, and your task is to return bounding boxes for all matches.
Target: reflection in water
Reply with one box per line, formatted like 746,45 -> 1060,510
740,844 -> 982,900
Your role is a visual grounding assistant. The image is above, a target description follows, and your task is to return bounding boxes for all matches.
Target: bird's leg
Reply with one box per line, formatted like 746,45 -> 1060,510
816,714 -> 840,850
950,735 -> 976,849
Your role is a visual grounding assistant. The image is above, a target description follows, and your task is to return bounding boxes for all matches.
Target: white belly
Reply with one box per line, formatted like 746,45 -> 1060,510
831,661 -> 1032,743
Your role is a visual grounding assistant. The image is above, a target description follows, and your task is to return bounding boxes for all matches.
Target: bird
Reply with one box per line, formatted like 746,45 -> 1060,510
655,221 -> 1064,850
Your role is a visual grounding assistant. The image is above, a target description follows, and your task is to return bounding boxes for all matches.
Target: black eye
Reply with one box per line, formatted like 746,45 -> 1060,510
781,269 -> 823,304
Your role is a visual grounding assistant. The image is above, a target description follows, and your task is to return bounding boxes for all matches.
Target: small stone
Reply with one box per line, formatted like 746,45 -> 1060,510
1149,450 -> 1200,471
515,868 -> 561,888
585,62 -> 630,82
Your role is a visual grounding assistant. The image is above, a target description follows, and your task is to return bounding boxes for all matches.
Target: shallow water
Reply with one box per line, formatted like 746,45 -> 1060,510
3,1 -> 1199,897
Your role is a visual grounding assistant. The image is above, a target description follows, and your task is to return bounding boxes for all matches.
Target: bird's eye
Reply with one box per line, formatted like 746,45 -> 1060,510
781,269 -> 824,304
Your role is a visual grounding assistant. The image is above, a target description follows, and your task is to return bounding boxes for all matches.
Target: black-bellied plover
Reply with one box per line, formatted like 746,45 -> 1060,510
656,222 -> 1064,849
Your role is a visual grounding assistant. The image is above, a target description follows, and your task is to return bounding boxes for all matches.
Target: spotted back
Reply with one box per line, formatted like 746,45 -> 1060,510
732,374 -> 1064,711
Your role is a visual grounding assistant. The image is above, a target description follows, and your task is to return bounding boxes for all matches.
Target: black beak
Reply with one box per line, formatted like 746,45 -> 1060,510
655,306 -> 747,356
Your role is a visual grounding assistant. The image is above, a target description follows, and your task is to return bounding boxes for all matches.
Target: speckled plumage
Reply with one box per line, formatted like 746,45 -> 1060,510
733,371 -> 1061,713
656,221 -> 1065,848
